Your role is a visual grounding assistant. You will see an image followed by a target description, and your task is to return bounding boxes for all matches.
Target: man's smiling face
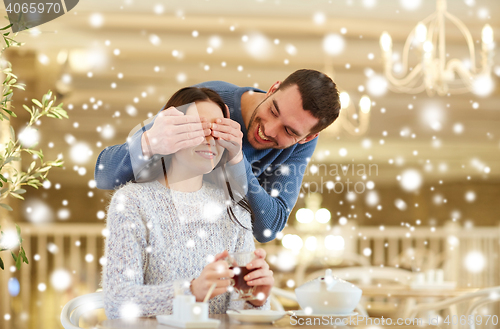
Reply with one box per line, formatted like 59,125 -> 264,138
246,84 -> 320,150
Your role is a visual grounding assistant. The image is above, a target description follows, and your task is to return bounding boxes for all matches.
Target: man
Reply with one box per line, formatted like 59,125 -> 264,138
94,69 -> 340,243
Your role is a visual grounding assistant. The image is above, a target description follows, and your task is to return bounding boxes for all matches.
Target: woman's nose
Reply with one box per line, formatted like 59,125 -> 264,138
205,133 -> 216,145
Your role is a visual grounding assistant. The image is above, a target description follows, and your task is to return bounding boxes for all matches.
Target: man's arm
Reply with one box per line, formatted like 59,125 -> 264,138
244,138 -> 317,243
95,108 -> 210,190
94,122 -> 151,189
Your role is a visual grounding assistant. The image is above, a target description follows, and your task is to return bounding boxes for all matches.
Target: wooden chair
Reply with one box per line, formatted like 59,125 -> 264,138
294,251 -> 370,286
405,286 -> 500,329
304,266 -> 415,285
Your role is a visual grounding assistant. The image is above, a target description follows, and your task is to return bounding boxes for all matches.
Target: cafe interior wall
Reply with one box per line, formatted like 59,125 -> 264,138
1,0 -> 500,328
3,0 -> 499,227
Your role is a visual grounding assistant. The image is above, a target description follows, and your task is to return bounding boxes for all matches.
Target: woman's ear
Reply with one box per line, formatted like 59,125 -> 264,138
224,104 -> 230,118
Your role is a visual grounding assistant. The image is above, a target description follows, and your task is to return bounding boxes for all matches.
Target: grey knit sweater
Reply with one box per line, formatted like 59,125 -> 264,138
102,180 -> 270,319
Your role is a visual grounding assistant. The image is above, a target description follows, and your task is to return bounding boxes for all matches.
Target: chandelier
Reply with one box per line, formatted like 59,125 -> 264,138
379,0 -> 495,96
323,62 -> 371,136
337,92 -> 371,135
324,91 -> 371,136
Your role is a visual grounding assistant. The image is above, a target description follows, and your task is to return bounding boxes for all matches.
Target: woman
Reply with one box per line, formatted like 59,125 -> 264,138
102,87 -> 274,319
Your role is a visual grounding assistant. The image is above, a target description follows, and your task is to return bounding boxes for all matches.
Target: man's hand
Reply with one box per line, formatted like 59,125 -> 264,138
190,250 -> 233,302
212,118 -> 244,165
245,248 -> 274,306
141,107 -> 212,158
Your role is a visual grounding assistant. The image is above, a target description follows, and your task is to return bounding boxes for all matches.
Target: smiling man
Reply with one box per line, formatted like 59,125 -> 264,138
94,69 -> 340,243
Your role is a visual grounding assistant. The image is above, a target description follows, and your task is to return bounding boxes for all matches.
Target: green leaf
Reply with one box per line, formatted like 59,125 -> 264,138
0,174 -> 7,182
10,193 -> 24,200
4,156 -> 21,165
28,161 -> 36,172
11,251 -> 17,262
12,189 -> 26,194
21,247 -> 28,265
0,187 -> 8,195
0,257 -> 3,270
32,99 -> 43,108
16,224 -> 21,242
23,104 -> 32,115
0,24 -> 13,31
0,203 -> 12,211
15,252 -> 21,270
4,109 -> 16,117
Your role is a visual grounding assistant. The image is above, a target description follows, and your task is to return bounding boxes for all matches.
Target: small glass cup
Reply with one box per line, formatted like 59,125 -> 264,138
225,251 -> 258,300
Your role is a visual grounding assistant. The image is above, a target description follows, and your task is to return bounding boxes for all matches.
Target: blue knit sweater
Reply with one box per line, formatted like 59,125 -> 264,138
94,81 -> 317,242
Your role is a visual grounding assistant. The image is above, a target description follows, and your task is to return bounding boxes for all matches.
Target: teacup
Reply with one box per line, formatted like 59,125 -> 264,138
225,251 -> 258,300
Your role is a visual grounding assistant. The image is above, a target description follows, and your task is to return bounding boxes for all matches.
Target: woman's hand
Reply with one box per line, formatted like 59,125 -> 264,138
190,250 -> 233,302
211,115 -> 244,165
245,248 -> 274,306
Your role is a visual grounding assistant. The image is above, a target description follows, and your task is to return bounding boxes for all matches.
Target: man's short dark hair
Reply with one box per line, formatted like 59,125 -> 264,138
278,69 -> 340,135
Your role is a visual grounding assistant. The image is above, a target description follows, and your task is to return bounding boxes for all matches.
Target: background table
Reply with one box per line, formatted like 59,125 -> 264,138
359,285 -> 477,298
98,314 -> 443,329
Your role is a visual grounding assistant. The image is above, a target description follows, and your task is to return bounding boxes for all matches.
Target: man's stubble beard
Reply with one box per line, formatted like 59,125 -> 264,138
245,92 -> 292,150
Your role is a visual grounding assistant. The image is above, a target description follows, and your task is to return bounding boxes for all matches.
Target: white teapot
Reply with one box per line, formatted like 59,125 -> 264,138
295,269 -> 362,314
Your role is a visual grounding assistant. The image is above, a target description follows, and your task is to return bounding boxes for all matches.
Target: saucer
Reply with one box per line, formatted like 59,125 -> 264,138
156,315 -> 220,328
289,310 -> 358,318
227,310 -> 287,323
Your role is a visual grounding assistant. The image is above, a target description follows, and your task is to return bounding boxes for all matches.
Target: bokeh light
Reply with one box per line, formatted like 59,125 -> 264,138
149,34 -> 161,46
366,75 -> 388,96
313,12 -> 326,25
282,234 -> 303,251
305,236 -> 317,251
400,0 -> 422,10
8,278 -> 20,297
365,190 -> 380,206
296,208 -> 314,224
0,229 -> 19,250
25,199 -> 54,223
464,251 -> 485,273
473,74 -> 494,97
323,34 -> 345,56
70,142 -> 93,164
315,208 -> 331,223
325,235 -> 345,251
18,127 -> 40,148
400,169 -> 423,192
274,250 -> 297,272
50,269 -> 72,291
395,198 -> 408,211
243,33 -> 273,60
465,191 -> 476,202
89,13 -> 104,28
